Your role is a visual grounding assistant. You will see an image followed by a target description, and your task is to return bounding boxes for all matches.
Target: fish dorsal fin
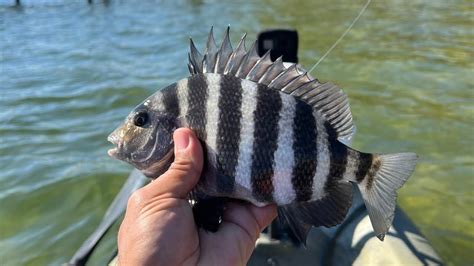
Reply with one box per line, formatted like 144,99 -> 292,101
188,27 -> 356,143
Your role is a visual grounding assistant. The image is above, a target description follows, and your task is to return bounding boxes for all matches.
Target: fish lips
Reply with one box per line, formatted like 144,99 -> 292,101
107,131 -> 174,178
106,127 -> 163,164
107,132 -> 125,160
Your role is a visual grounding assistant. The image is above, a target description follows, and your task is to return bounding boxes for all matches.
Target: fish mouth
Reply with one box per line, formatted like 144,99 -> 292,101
107,133 -> 122,158
106,129 -> 172,177
107,147 -> 118,157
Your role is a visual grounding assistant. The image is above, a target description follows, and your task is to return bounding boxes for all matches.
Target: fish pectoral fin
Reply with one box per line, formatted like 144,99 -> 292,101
278,182 -> 353,244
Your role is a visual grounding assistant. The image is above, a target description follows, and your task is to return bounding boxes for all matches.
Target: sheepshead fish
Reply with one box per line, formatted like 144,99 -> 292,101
107,27 -> 417,242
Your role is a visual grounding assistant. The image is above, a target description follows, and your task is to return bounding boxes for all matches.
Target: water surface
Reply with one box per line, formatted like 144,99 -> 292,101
1,0 -> 473,265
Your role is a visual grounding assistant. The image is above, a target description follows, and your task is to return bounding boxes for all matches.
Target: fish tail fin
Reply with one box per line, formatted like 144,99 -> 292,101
357,152 -> 418,241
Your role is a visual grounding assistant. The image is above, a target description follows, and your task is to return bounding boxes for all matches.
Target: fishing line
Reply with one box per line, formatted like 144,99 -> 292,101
308,0 -> 372,74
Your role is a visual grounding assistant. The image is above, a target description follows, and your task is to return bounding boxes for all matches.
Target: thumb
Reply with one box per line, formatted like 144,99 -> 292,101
141,128 -> 203,199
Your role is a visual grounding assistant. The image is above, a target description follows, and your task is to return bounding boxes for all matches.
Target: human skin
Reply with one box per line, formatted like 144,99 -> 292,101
117,128 -> 278,266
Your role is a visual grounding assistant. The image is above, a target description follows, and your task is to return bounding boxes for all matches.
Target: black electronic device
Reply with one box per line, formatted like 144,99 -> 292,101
257,29 -> 299,63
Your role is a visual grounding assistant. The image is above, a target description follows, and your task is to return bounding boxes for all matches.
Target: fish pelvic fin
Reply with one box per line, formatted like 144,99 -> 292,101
356,152 -> 418,241
191,196 -> 227,232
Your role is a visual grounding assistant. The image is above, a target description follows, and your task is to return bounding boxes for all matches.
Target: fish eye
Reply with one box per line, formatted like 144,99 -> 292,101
133,111 -> 149,127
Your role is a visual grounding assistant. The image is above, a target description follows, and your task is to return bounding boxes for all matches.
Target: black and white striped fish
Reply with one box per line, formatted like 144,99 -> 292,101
107,27 -> 417,242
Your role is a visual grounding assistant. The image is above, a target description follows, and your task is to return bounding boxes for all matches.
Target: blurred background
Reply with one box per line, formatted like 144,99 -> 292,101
0,0 -> 472,265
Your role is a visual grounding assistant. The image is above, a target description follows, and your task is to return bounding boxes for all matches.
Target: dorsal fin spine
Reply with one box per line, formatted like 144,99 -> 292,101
258,56 -> 285,85
235,41 -> 259,78
246,50 -> 272,81
187,27 -> 356,142
268,64 -> 298,88
281,72 -> 311,93
189,38 -> 203,74
223,33 -> 247,75
215,26 -> 233,73
203,27 -> 218,73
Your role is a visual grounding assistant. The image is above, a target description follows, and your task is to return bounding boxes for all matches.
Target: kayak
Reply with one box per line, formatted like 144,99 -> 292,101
248,190 -> 443,266
69,169 -> 442,266
70,29 -> 442,266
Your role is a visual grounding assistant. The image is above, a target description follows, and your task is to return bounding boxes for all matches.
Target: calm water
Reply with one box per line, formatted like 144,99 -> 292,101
1,0 -> 473,265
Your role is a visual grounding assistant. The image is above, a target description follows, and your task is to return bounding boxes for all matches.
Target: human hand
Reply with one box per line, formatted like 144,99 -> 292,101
117,128 -> 278,266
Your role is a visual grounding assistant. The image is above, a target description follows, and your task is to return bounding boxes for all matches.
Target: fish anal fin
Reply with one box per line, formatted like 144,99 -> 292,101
278,182 -> 353,244
277,207 -> 312,246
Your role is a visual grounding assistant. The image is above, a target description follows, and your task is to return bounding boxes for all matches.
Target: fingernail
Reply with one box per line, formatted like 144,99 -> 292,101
175,134 -> 190,151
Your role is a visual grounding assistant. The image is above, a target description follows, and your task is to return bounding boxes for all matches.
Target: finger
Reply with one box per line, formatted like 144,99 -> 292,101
140,128 -> 203,199
222,202 -> 277,243
199,202 -> 276,263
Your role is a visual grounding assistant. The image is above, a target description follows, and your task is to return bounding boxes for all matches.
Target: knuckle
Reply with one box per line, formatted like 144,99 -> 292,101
169,156 -> 194,173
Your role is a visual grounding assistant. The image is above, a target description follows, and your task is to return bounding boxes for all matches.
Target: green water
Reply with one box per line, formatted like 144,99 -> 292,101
1,0 -> 472,265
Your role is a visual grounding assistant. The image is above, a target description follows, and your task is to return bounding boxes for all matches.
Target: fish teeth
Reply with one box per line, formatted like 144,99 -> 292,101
107,148 -> 118,157
107,133 -> 119,145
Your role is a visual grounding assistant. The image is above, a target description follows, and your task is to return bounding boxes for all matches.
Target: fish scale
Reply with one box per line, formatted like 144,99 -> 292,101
108,27 -> 418,243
